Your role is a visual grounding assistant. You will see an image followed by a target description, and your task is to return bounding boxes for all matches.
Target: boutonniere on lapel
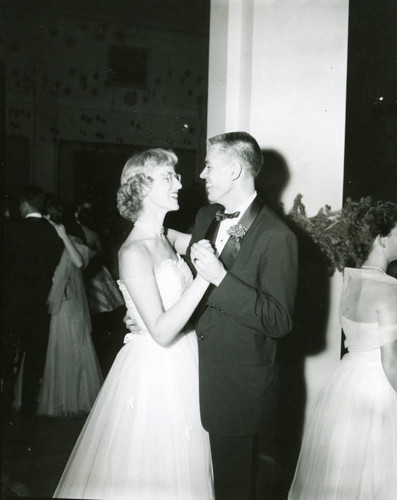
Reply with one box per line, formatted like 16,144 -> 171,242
227,223 -> 247,243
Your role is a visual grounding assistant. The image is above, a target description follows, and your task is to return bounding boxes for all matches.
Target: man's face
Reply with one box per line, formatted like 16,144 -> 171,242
200,144 -> 234,205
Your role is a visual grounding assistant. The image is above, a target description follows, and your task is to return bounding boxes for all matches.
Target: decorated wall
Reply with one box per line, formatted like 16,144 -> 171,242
2,5 -> 209,199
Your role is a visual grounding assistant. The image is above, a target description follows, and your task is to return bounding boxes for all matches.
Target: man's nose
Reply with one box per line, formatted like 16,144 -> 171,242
199,168 -> 206,179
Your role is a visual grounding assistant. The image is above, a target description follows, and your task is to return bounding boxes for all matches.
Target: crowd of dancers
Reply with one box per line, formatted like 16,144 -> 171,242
3,188 -> 126,421
2,130 -> 397,500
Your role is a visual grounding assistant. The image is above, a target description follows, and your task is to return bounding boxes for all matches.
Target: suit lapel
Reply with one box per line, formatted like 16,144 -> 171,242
193,216 -> 220,319
219,196 -> 263,270
205,216 -> 221,245
194,197 -> 263,324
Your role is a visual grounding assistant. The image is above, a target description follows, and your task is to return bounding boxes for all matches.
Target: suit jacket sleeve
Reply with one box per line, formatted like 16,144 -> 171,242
186,204 -> 220,269
185,217 -> 199,267
207,229 -> 298,338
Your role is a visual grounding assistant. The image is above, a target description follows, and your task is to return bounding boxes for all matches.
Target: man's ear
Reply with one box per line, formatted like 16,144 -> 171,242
231,162 -> 243,181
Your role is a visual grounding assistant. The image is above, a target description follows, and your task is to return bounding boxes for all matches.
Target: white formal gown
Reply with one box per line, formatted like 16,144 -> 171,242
289,268 -> 397,500
54,254 -> 214,500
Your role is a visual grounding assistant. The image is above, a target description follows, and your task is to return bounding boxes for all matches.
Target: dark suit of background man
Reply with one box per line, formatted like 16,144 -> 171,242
188,132 -> 298,500
2,186 -> 63,418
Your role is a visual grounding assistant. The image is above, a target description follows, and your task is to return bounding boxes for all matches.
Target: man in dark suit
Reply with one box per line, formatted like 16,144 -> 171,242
188,132 -> 298,500
2,186 -> 63,418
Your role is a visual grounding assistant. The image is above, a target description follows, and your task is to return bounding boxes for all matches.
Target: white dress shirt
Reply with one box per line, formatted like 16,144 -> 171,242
25,212 -> 43,219
215,191 -> 257,254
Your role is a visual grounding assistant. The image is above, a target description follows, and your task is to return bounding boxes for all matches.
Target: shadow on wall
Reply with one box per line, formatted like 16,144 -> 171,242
256,150 -> 331,497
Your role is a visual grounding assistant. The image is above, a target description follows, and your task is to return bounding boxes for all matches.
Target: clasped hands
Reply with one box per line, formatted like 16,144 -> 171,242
191,240 -> 227,287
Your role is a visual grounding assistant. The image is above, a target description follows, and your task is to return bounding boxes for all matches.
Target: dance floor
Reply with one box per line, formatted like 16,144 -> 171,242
2,414 -> 293,499
2,415 -> 85,498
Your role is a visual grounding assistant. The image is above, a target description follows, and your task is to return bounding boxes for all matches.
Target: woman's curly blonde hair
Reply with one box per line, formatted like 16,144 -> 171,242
117,148 -> 178,222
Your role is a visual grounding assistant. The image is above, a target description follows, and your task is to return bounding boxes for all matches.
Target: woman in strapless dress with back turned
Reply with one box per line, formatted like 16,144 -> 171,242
54,148 -> 214,500
289,201 -> 397,500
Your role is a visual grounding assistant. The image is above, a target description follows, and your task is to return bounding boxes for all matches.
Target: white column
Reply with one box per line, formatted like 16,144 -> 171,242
207,0 -> 350,418
207,0 -> 255,135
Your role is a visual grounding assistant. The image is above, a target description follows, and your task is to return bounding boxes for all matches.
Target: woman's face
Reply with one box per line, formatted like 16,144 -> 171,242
145,164 -> 182,213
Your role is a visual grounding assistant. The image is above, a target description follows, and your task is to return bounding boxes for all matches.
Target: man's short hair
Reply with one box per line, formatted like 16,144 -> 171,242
20,185 -> 45,212
207,131 -> 263,178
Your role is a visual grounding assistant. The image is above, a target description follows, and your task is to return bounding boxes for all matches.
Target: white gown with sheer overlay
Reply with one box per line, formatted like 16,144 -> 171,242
54,255 -> 214,500
289,268 -> 397,500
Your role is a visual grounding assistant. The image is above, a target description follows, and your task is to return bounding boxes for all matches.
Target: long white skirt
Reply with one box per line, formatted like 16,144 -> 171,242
289,349 -> 397,500
54,330 -> 214,500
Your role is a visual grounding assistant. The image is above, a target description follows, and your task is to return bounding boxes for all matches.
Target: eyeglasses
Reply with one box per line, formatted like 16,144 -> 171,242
160,172 -> 182,185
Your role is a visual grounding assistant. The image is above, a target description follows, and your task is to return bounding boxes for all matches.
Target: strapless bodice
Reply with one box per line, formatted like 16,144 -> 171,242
340,267 -> 397,352
117,255 -> 193,338
341,316 -> 394,352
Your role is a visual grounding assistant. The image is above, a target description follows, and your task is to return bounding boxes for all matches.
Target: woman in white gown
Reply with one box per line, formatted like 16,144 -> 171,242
288,201 -> 397,500
54,148 -> 214,500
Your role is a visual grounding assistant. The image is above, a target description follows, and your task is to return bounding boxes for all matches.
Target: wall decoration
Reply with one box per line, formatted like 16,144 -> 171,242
3,10 -> 208,191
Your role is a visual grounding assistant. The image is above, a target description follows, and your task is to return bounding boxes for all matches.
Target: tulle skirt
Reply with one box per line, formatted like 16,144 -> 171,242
289,349 -> 397,500
54,329 -> 214,500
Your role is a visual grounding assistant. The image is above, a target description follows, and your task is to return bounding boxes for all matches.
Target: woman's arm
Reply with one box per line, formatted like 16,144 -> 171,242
381,340 -> 397,391
48,220 -> 84,269
119,244 -> 208,347
167,229 -> 191,255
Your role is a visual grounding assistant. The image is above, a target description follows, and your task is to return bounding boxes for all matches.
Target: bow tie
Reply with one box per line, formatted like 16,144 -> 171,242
215,210 -> 240,221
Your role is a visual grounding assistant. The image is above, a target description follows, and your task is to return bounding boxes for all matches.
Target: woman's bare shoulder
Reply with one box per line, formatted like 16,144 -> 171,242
119,239 -> 152,266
